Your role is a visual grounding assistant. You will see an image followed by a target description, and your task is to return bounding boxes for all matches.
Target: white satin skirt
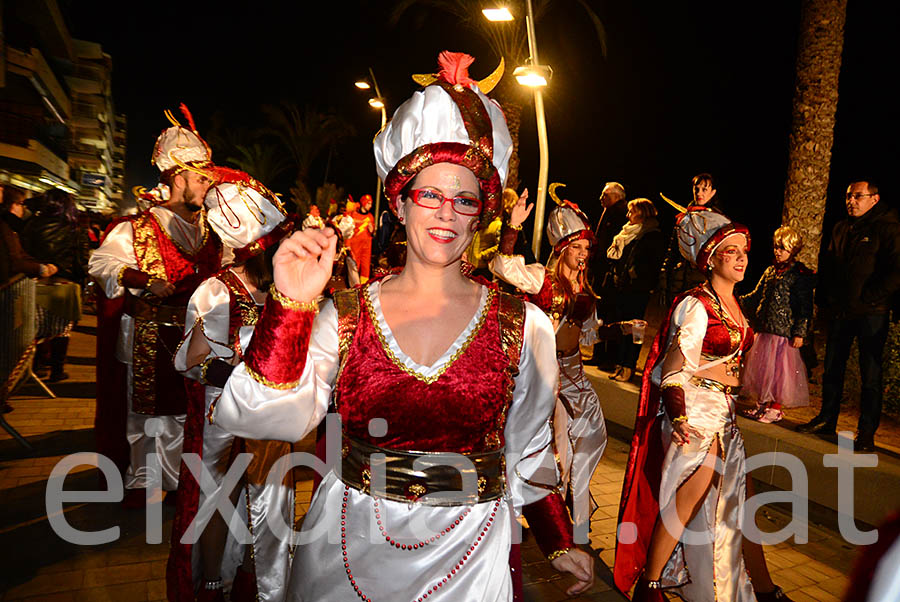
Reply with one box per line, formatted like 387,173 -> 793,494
194,387 -> 294,601
555,351 -> 608,537
287,471 -> 515,601
657,384 -> 754,602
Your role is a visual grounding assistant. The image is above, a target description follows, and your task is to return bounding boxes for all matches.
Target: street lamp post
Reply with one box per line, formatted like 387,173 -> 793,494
355,68 -> 387,219
523,1 -> 549,260
484,2 -> 551,260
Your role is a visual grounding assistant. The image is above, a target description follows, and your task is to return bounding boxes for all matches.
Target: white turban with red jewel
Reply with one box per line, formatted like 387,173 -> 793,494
373,51 -> 512,227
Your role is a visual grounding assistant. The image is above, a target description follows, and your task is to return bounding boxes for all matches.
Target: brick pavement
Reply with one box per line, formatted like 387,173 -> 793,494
0,315 -> 860,601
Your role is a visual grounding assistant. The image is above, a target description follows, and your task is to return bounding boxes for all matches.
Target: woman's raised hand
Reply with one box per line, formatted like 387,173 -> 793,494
272,228 -> 337,303
509,188 -> 534,228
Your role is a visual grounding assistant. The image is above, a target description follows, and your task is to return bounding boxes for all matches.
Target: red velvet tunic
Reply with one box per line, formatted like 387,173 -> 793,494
335,290 -> 514,453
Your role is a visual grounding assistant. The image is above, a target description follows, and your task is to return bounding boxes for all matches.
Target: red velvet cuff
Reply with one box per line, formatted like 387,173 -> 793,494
121,267 -> 150,289
243,292 -> 317,388
499,224 -> 520,256
662,385 -> 686,420
523,492 -> 575,559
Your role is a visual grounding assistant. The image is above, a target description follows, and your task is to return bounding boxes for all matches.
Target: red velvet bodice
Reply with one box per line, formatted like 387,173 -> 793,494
692,288 -> 755,357
528,274 -> 595,324
334,291 -> 513,453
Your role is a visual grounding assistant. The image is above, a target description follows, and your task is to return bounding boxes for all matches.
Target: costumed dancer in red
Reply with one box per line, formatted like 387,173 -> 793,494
167,170 -> 297,602
212,51 -> 594,600
346,193 -> 376,282
88,106 -> 223,506
489,183 -> 608,540
614,207 -> 791,602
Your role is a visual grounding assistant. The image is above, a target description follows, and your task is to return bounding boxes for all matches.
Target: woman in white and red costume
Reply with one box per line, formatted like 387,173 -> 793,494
168,169 -> 297,602
489,184 -> 608,540
615,207 -> 790,602
213,51 -> 593,601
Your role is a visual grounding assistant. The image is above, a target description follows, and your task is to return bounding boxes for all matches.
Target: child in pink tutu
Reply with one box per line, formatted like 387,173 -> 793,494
740,225 -> 816,422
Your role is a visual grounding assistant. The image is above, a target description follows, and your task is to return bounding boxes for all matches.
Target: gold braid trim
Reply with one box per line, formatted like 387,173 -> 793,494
269,284 -> 319,313
660,382 -> 683,390
363,285 -> 495,385
547,548 -> 573,562
671,415 -> 689,425
116,266 -> 128,288
244,362 -> 300,390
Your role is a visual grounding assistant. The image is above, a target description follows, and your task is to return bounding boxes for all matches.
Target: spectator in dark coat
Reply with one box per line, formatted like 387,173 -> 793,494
21,190 -> 87,285
658,173 -> 723,306
798,181 -> 900,452
1,186 -> 57,279
586,182 -> 628,368
606,198 -> 666,381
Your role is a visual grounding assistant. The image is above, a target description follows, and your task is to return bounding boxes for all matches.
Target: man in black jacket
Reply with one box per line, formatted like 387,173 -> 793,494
798,181 -> 900,452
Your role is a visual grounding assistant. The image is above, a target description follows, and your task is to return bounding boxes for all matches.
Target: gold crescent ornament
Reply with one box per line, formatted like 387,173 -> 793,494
549,182 -> 566,206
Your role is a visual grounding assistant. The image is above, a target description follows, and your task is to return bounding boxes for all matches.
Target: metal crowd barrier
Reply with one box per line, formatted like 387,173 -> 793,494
0,274 -> 52,449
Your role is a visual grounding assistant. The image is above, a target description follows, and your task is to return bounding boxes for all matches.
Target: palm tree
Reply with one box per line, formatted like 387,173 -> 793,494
260,101 -> 356,210
781,0 -> 848,270
390,0 -> 606,190
225,142 -> 293,188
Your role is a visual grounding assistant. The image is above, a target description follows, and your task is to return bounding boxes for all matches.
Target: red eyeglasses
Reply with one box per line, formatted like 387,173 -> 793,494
409,188 -> 482,216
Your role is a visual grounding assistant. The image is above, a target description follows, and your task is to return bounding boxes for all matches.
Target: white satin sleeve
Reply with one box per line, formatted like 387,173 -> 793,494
655,296 -> 707,388
88,221 -> 139,299
213,299 -> 339,443
579,308 -> 602,347
489,253 -> 546,295
504,301 -> 562,513
174,277 -> 233,381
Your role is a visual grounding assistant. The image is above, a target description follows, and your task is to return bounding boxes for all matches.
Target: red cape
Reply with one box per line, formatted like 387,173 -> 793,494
613,291 -> 690,595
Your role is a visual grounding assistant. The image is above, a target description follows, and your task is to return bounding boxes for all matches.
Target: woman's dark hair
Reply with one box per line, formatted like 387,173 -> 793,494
241,247 -> 276,291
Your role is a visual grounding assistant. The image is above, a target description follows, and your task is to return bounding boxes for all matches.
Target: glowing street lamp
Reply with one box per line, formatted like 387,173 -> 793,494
484,0 -> 552,259
482,7 -> 514,21
354,68 -> 388,217
513,64 -> 552,88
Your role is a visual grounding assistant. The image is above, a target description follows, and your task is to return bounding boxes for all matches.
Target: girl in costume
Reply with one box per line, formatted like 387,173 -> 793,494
168,171 -> 297,602
739,225 -> 815,423
489,184 -> 608,539
214,51 -> 594,601
615,207 -> 791,602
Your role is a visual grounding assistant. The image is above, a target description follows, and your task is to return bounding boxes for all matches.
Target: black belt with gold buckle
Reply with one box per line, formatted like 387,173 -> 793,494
340,435 -> 505,506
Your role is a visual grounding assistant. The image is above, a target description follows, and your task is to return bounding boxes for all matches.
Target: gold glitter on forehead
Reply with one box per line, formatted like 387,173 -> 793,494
441,173 -> 463,190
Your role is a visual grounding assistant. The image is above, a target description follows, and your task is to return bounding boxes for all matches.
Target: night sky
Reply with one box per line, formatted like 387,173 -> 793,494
60,1 -> 897,286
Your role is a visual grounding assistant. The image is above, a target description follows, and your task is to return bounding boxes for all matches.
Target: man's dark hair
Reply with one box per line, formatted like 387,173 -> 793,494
851,180 -> 879,196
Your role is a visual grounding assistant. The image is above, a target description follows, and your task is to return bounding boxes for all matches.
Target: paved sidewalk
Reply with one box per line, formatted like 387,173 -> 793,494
0,314 -> 868,601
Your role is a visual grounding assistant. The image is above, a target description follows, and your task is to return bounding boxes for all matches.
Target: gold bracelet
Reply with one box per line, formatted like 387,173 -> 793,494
507,223 -> 523,231
671,415 -> 688,425
147,276 -> 165,290
547,548 -> 573,562
269,284 -> 319,313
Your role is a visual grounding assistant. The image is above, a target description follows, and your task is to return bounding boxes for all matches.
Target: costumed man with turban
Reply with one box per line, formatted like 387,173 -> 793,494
89,106 -> 224,507
489,184 -> 608,541
167,169 -> 297,602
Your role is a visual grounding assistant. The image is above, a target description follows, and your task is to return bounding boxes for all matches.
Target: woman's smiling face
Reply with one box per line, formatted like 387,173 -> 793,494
397,162 -> 481,267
